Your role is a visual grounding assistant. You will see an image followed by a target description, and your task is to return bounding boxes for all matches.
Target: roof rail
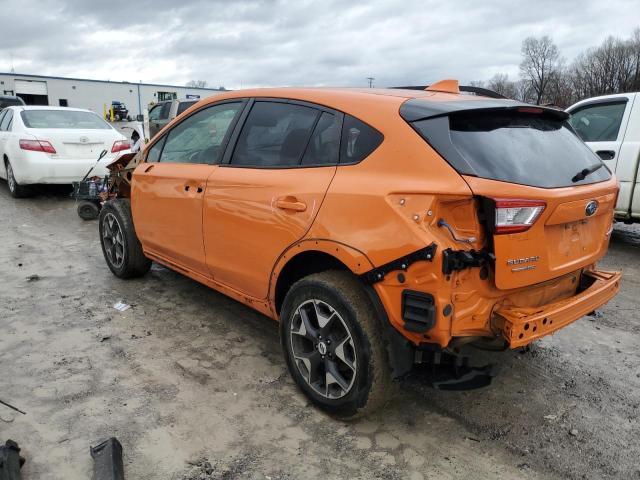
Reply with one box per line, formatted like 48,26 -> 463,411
392,84 -> 507,99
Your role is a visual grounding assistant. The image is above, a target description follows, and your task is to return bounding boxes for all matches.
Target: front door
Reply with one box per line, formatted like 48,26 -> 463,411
132,101 -> 246,275
204,100 -> 342,298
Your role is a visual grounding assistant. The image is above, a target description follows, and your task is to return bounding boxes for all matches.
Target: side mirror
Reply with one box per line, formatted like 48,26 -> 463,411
136,114 -> 144,122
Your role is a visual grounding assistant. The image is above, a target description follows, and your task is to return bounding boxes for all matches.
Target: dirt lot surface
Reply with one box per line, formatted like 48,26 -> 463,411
1,185 -> 639,480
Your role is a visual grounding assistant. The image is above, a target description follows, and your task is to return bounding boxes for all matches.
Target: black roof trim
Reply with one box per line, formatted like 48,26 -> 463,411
392,85 -> 507,99
399,98 -> 569,122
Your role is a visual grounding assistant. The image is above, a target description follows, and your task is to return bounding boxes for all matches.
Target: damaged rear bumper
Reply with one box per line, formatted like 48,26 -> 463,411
492,269 -> 621,348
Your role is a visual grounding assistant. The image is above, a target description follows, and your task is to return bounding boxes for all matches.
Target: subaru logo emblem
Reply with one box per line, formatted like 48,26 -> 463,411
79,136 -> 89,144
585,200 -> 598,217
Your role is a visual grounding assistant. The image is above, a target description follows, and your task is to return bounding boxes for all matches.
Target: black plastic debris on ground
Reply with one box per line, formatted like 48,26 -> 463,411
0,440 -> 25,480
90,437 -> 124,480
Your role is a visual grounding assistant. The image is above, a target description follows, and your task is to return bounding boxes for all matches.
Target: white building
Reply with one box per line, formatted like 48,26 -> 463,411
0,72 -> 226,118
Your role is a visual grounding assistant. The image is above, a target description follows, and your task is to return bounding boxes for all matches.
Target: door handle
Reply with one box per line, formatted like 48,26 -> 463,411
276,197 -> 307,212
596,150 -> 615,161
144,164 -> 154,172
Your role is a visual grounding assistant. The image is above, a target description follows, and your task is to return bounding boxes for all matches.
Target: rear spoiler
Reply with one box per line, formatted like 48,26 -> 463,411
399,98 -> 569,123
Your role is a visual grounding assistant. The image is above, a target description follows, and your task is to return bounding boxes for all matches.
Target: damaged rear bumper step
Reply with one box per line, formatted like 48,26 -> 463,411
493,269 -> 621,348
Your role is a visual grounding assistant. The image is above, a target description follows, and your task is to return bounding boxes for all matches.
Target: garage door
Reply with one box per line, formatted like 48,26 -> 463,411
15,79 -> 48,95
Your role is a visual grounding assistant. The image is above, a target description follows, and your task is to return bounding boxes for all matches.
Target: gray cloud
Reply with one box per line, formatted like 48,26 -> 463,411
0,0 -> 638,89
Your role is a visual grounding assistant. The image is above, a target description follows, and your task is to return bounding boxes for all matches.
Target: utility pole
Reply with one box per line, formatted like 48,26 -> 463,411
366,77 -> 375,88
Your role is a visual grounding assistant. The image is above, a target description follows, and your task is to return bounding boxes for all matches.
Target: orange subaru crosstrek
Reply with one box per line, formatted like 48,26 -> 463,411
99,80 -> 620,418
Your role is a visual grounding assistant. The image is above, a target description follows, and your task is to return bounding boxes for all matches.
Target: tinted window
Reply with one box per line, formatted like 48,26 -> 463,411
0,110 -> 7,130
148,104 -> 162,121
0,98 -> 23,108
2,110 -> 13,131
159,102 -> 241,164
0,110 -> 14,131
177,101 -> 197,115
231,102 -> 319,167
160,102 -> 172,120
21,110 -> 110,129
146,136 -> 165,162
569,102 -> 627,142
411,111 -> 611,188
301,112 -> 341,166
340,115 -> 383,164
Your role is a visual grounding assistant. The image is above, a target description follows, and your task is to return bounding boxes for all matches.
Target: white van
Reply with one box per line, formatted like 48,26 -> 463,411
567,93 -> 640,223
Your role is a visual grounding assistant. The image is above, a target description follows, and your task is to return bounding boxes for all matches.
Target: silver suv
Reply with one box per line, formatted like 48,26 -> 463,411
147,99 -> 198,138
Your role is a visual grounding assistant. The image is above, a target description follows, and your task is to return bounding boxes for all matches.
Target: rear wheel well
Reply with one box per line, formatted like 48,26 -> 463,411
274,250 -> 350,315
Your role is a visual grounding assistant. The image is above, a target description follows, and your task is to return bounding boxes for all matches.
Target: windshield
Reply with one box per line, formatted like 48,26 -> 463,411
21,110 -> 111,130
410,110 -> 611,188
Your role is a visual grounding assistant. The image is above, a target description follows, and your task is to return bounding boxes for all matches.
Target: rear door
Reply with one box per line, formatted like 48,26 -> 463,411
567,95 -> 637,215
131,100 -> 246,275
203,99 -> 341,299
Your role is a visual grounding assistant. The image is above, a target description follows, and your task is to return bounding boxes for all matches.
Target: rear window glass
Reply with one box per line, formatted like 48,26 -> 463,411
21,110 -> 111,129
340,115 -> 383,164
411,111 -> 611,188
177,101 -> 197,115
569,102 -> 626,142
301,112 -> 341,166
231,102 -> 319,167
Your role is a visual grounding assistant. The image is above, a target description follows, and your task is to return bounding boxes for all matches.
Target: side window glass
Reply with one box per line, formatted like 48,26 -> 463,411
177,101 -> 196,115
0,111 -> 7,131
569,102 -> 627,142
159,102 -> 242,165
148,105 -> 162,121
301,112 -> 341,166
0,110 -> 13,131
146,136 -> 165,162
231,102 -> 319,167
340,115 -> 383,164
160,102 -> 172,120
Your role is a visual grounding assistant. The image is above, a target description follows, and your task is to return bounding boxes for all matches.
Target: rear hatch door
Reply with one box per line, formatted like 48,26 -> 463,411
403,101 -> 617,289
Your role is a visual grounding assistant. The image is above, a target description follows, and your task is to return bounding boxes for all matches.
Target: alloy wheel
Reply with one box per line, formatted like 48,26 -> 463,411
102,212 -> 125,268
289,299 -> 357,399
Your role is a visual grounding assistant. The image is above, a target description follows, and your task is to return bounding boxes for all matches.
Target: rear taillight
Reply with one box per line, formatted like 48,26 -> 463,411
19,139 -> 56,154
492,198 -> 546,234
111,140 -> 131,153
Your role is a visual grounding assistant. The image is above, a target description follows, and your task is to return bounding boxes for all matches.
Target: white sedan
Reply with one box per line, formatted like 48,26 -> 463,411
0,106 -> 131,197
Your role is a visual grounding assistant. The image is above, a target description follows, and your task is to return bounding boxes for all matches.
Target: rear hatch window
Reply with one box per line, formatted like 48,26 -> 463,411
407,106 -> 611,188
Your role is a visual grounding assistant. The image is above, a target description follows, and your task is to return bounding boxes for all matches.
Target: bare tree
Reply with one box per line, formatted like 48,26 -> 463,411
186,80 -> 208,88
519,36 -> 561,104
486,73 -> 518,99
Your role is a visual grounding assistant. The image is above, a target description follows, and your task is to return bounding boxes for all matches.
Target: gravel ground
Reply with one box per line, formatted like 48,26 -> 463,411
0,184 -> 638,479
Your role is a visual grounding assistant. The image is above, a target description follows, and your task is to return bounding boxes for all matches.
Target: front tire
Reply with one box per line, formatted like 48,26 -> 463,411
5,160 -> 30,198
280,271 -> 392,419
99,198 -> 151,278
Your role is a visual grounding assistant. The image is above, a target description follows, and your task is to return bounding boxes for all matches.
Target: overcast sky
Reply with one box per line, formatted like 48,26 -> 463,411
0,0 -> 638,89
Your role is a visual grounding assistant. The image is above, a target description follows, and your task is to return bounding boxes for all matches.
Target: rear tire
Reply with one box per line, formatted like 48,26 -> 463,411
99,198 -> 151,278
280,271 -> 393,419
5,160 -> 30,198
77,201 -> 100,220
